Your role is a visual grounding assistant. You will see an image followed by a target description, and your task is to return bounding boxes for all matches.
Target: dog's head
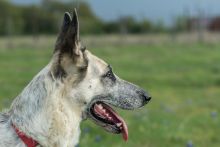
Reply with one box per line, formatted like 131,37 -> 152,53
51,10 -> 151,141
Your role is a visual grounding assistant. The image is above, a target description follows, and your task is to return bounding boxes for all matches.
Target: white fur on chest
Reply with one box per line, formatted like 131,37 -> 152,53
44,95 -> 82,147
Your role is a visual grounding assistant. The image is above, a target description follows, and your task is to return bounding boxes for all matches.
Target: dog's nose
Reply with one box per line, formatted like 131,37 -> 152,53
136,90 -> 151,103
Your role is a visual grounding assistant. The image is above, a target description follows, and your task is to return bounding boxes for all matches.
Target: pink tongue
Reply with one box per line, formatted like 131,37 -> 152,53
94,104 -> 129,141
110,108 -> 128,141
122,122 -> 128,141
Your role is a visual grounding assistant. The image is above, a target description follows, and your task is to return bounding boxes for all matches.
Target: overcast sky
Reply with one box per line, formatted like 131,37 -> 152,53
11,0 -> 220,25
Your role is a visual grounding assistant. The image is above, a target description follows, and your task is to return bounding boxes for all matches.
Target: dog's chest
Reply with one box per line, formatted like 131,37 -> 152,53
45,100 -> 82,146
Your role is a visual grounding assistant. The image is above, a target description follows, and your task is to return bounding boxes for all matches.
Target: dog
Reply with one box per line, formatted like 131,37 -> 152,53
0,9 -> 151,147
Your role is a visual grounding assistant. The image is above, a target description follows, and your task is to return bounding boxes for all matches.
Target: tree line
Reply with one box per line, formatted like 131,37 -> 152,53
0,0 -> 167,36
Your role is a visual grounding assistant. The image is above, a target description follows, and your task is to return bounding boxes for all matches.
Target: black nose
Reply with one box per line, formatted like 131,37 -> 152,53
136,90 -> 151,103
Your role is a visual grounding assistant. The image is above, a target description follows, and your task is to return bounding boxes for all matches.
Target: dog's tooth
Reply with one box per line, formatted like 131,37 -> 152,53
116,123 -> 122,127
98,104 -> 103,109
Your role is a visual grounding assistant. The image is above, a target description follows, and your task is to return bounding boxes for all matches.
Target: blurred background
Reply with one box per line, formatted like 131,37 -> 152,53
0,0 -> 220,146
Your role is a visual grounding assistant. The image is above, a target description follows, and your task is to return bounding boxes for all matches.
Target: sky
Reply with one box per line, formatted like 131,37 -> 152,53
11,0 -> 220,25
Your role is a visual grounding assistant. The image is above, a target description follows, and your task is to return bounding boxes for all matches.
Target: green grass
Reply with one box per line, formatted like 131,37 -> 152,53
0,40 -> 220,147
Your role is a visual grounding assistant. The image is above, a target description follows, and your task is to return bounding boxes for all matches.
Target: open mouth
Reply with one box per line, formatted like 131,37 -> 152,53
90,101 -> 128,141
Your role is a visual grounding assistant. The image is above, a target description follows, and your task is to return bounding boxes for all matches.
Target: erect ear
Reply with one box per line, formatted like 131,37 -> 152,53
61,12 -> 72,32
54,9 -> 81,56
52,9 -> 88,79
72,9 -> 80,43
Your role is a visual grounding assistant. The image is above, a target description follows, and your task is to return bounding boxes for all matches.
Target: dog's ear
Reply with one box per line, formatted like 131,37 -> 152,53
71,9 -> 80,44
54,9 -> 81,56
52,9 -> 88,79
62,12 -> 72,33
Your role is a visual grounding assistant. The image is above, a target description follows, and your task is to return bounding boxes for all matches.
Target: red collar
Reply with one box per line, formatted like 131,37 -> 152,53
12,124 -> 39,147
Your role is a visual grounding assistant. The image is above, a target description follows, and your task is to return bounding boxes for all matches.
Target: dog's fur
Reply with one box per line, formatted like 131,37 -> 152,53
0,10 -> 151,147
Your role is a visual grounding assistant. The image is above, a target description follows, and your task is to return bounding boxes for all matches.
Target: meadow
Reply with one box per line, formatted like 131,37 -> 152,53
0,35 -> 219,147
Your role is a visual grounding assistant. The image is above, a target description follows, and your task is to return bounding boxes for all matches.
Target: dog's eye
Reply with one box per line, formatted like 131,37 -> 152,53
104,70 -> 116,82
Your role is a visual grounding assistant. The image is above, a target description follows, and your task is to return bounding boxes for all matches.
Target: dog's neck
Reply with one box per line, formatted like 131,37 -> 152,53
9,63 -> 82,147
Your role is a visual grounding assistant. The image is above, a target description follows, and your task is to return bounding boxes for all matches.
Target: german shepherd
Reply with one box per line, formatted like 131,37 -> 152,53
0,9 -> 151,147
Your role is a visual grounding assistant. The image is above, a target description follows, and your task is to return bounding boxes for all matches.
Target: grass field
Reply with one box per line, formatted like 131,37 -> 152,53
0,37 -> 219,147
